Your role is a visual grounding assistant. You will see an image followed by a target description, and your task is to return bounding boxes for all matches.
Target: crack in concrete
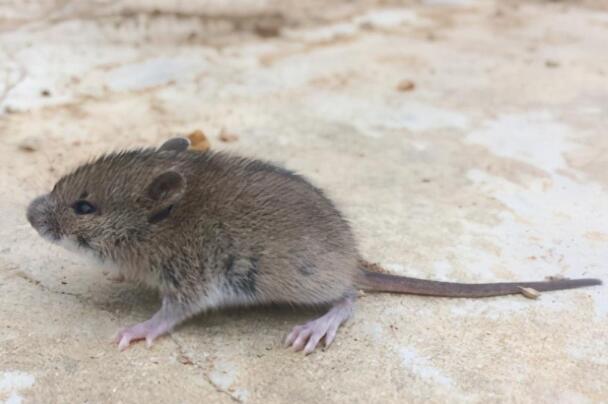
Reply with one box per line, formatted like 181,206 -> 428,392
170,335 -> 243,403
0,264 -> 119,319
0,0 -> 86,32
3,263 -> 241,401
0,60 -> 25,110
6,2 -> 286,40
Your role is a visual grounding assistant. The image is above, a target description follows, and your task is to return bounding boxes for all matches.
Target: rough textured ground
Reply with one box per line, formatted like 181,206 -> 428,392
1,0 -> 607,403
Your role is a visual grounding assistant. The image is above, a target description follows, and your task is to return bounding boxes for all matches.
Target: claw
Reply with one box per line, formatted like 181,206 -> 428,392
114,318 -> 171,351
118,335 -> 132,351
114,296 -> 190,351
285,296 -> 354,354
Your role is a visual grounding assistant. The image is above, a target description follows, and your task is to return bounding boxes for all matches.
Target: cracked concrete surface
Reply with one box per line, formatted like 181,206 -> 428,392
1,0 -> 607,402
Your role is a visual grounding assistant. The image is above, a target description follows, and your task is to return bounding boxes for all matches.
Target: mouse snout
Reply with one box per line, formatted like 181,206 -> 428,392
26,194 -> 60,241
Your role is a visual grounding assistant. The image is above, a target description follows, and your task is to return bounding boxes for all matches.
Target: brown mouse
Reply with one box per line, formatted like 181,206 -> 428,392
26,137 -> 602,354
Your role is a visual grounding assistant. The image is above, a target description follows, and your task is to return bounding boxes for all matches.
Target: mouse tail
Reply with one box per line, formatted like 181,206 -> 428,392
355,261 -> 602,298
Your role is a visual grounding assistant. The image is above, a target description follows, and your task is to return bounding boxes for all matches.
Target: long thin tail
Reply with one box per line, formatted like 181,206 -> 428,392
356,269 -> 602,298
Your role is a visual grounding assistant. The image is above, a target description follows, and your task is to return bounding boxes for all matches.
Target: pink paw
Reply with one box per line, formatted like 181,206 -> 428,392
115,319 -> 170,351
285,297 -> 353,354
285,318 -> 340,355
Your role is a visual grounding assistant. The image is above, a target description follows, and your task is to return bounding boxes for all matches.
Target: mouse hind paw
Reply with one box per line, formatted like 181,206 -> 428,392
115,318 -> 172,351
285,295 -> 354,355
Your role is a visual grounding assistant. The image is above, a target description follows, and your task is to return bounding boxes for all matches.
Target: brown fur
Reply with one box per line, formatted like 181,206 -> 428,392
28,146 -> 358,316
27,139 -> 601,329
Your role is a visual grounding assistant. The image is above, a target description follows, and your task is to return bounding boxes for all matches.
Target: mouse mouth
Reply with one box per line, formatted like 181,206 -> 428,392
28,215 -> 62,242
32,224 -> 62,244
56,236 -> 89,253
38,228 -> 62,243
76,235 -> 94,250
56,236 -> 107,265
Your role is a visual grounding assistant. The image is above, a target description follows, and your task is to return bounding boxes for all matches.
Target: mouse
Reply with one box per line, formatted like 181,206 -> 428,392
26,137 -> 602,354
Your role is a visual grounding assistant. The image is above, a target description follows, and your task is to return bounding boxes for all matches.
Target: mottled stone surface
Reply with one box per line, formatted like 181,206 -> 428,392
1,1 -> 607,402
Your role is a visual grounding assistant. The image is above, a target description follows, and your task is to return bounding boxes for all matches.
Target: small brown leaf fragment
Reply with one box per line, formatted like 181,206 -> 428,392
359,259 -> 388,273
178,355 -> 194,365
218,128 -> 239,143
254,21 -> 281,38
187,130 -> 211,151
518,287 -> 541,299
396,80 -> 415,92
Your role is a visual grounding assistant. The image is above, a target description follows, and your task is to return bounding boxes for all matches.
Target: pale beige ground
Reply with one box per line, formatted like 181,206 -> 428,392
1,1 -> 607,403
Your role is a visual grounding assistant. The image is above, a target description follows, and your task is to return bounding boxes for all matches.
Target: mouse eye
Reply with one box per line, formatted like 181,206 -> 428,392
72,200 -> 96,215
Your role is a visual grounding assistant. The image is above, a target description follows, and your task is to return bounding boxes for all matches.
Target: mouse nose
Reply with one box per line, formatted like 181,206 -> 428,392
26,194 -> 60,240
26,194 -> 49,226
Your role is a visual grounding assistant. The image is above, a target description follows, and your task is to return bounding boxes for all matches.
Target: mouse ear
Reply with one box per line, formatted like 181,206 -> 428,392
145,171 -> 186,204
158,137 -> 190,153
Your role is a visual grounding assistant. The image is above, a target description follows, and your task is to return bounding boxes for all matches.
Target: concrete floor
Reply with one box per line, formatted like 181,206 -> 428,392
1,0 -> 607,403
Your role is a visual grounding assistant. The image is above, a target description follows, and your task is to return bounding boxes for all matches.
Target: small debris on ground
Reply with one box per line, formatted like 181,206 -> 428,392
396,79 -> 416,92
254,21 -> 281,38
187,130 -> 211,151
360,21 -> 375,30
518,287 -> 541,299
360,259 -> 389,274
545,60 -> 560,68
18,136 -> 38,152
107,273 -> 125,283
178,354 -> 194,365
218,128 -> 239,143
41,89 -> 51,97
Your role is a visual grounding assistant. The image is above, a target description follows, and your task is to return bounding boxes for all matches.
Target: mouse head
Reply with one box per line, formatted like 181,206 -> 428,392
26,137 -> 191,261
